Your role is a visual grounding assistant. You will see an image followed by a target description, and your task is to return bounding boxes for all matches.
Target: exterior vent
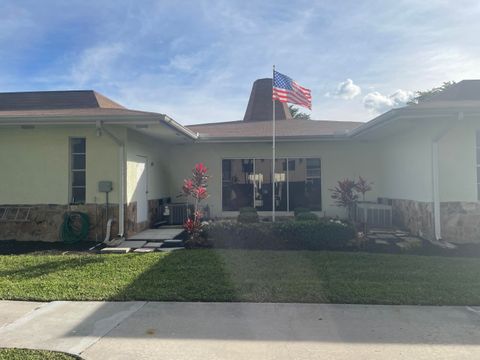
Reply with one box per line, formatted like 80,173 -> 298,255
356,202 -> 392,228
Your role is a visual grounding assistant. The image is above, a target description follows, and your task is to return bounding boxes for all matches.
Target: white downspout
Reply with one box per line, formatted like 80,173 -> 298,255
432,141 -> 441,240
431,111 -> 463,241
97,122 -> 126,237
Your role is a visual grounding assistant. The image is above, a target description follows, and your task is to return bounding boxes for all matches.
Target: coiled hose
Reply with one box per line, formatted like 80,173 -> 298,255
60,211 -> 90,244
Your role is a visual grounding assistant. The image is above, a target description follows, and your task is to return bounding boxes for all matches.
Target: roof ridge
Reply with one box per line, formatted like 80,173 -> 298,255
187,119 -> 362,127
93,91 -> 125,109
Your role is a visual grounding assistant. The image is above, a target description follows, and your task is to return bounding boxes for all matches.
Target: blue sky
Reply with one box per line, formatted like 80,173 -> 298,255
1,0 -> 480,124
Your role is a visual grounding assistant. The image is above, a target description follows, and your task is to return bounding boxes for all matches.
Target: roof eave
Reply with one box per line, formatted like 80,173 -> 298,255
195,134 -> 350,143
348,106 -> 477,138
0,113 -> 199,140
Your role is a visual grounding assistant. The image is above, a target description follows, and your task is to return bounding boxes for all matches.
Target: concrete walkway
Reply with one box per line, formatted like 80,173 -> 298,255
1,301 -> 480,359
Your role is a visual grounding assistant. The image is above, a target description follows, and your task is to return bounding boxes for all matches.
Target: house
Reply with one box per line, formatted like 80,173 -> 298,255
0,79 -> 479,244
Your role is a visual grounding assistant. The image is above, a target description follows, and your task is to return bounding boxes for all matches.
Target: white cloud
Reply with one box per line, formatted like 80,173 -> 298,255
363,89 -> 414,113
326,79 -> 361,99
70,43 -> 126,86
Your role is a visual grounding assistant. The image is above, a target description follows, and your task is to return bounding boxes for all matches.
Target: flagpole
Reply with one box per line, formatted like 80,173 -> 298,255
272,65 -> 276,222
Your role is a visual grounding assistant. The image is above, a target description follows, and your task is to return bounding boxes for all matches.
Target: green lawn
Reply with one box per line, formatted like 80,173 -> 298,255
1,249 -> 480,305
0,348 -> 80,360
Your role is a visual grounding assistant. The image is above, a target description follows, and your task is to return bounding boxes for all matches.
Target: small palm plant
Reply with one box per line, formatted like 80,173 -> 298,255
355,176 -> 373,202
330,176 -> 373,222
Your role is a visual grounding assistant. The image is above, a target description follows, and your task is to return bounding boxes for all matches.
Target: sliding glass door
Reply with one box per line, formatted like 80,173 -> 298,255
222,158 -> 321,212
288,158 -> 322,211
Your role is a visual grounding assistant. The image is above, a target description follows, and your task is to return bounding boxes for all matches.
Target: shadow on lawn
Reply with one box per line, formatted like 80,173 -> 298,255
0,257 -> 106,279
108,250 -> 236,302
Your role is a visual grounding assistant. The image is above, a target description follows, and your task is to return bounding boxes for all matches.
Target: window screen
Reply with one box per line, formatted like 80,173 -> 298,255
70,138 -> 86,204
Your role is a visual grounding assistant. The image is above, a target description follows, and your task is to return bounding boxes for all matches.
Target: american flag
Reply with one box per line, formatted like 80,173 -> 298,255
272,70 -> 312,110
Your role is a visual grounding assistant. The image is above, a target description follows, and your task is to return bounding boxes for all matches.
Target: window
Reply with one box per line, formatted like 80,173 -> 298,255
70,138 -> 86,204
222,158 -> 321,212
289,158 -> 322,211
222,159 -> 253,210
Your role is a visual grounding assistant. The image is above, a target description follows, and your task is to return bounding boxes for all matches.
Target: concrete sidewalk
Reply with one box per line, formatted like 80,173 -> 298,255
1,301 -> 480,359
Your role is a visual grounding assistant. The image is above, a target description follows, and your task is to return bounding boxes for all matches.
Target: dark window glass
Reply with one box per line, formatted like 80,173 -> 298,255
288,158 -> 322,211
283,159 -> 295,171
71,138 -> 86,153
72,154 -> 86,169
72,171 -> 86,186
222,158 -> 321,212
222,159 -> 253,211
72,187 -> 86,204
252,159 -> 287,211
70,138 -> 86,204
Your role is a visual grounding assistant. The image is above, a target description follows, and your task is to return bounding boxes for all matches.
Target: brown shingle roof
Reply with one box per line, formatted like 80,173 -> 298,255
0,90 -> 164,119
0,90 -> 125,111
187,119 -> 363,139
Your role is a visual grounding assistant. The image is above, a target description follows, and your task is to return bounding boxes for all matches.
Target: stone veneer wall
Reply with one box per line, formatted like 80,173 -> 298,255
389,199 -> 435,240
385,198 -> 480,244
125,199 -> 162,237
0,204 -> 119,242
1,199 -> 163,242
440,202 -> 480,244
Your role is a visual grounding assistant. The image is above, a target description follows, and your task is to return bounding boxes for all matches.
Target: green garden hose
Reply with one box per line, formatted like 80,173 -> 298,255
60,211 -> 90,244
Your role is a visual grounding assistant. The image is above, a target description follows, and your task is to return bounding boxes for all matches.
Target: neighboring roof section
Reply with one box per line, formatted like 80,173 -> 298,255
0,90 -> 124,111
420,80 -> 480,102
243,78 -> 292,122
187,119 -> 362,140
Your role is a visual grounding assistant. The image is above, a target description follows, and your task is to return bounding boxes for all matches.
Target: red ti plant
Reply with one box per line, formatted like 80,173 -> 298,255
182,163 -> 210,247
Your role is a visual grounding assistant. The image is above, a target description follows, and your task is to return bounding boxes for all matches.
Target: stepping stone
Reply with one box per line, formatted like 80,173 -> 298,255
430,240 -> 457,249
158,247 -> 184,252
162,239 -> 184,248
116,240 -> 147,249
100,247 -> 130,254
403,237 -> 422,245
133,248 -> 155,253
163,239 -> 183,244
143,242 -> 163,248
378,234 -> 397,240
103,238 -> 124,247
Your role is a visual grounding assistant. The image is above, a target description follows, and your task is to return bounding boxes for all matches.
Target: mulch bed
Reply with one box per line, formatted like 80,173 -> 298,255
0,240 -> 100,255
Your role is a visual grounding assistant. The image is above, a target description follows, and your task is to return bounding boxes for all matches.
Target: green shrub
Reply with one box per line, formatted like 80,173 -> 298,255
295,212 -> 319,221
237,211 -> 259,223
239,207 -> 257,214
294,207 -> 310,217
206,219 -> 355,250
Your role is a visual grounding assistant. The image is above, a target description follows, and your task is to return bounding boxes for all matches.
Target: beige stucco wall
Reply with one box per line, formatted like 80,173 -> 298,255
376,123 -> 434,202
438,117 -> 478,202
375,116 -> 480,203
166,140 -> 382,218
0,125 -> 122,205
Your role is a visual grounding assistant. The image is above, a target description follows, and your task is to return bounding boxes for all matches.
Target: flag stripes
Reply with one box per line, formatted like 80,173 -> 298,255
272,70 -> 312,110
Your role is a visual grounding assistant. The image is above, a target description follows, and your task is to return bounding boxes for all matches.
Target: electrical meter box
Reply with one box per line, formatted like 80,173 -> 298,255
98,181 -> 113,193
